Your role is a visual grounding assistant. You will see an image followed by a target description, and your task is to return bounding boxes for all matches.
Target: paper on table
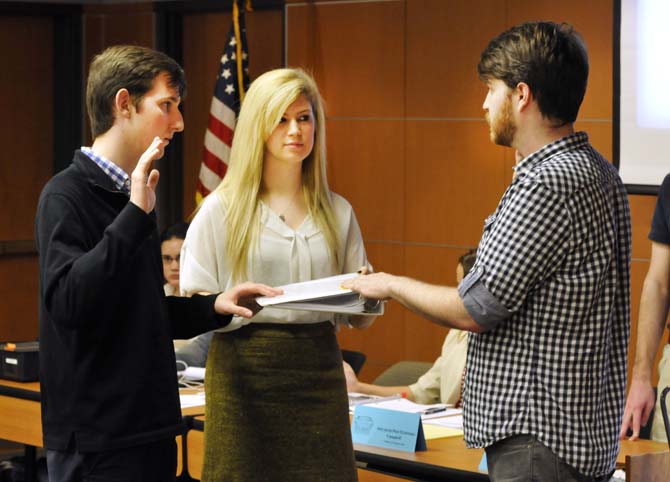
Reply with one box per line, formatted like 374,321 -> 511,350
181,366 -> 205,381
358,397 -> 457,420
348,393 -> 404,413
424,414 -> 464,429
179,392 -> 206,409
422,423 -> 464,440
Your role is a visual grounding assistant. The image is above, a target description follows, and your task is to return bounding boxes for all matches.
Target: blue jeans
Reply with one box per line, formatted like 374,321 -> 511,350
485,435 -> 612,482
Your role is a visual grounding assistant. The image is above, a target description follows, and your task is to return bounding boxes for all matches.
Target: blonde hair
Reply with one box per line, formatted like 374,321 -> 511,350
214,68 -> 340,282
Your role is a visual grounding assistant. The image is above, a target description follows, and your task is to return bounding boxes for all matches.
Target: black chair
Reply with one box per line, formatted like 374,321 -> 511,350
639,387 -> 657,440
341,349 -> 366,375
661,385 -> 670,450
373,361 -> 432,387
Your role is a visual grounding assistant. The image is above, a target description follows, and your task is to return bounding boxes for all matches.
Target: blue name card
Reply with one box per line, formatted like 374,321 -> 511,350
351,405 -> 427,452
478,453 -> 488,472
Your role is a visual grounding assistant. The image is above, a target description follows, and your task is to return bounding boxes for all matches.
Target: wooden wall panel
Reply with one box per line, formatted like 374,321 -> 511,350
181,10 -> 284,217
326,120 -> 405,241
0,257 -> 39,341
82,6 -> 155,144
403,246 -> 465,361
83,6 -> 155,66
404,120 -> 507,246
406,0 -> 507,118
340,242 -> 406,382
86,13 -> 154,52
182,12 -> 232,218
0,15 -> 53,242
286,0 -> 405,117
0,15 -> 54,342
629,194 -> 657,259
573,121 -> 613,160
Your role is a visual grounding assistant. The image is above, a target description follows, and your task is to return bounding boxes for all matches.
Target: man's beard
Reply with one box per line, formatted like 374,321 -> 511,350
487,96 -> 516,147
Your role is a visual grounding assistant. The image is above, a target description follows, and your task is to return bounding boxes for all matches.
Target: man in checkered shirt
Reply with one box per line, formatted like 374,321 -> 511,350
346,22 -> 631,482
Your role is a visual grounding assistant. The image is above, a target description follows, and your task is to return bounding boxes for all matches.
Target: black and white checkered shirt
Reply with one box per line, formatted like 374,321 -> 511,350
458,132 -> 631,477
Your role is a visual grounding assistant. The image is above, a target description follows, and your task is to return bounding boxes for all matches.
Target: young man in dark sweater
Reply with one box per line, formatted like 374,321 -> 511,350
35,45 -> 279,482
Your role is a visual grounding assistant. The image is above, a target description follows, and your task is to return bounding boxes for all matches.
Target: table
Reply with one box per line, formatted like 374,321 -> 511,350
357,434 -> 669,481
184,415 -> 668,482
0,379 -> 41,481
3,379 -> 667,481
0,379 -> 40,447
0,378 -> 205,481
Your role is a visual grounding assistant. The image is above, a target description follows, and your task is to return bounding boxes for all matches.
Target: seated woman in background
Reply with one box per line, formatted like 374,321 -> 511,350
180,68 -> 374,481
160,222 -> 189,296
344,250 -> 476,406
160,222 -> 213,368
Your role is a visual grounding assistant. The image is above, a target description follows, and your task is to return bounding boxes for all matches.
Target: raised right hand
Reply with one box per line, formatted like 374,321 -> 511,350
130,136 -> 167,213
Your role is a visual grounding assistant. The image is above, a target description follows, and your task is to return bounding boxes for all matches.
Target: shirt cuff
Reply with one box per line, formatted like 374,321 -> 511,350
457,267 -> 511,331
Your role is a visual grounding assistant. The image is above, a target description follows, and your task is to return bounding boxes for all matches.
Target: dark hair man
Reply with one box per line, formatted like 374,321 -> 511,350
35,45 -> 279,482
345,22 -> 631,482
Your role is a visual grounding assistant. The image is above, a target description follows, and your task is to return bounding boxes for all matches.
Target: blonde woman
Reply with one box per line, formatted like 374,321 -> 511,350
180,68 -> 373,481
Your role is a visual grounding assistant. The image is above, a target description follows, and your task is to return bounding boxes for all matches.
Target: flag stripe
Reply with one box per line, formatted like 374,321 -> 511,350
202,147 -> 228,178
198,159 -> 225,193
207,113 -> 234,147
204,130 -> 231,165
210,95 -> 237,129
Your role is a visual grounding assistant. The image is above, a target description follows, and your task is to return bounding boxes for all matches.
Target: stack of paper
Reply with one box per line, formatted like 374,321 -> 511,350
423,414 -> 463,429
422,424 -> 463,440
256,273 -> 384,315
348,394 -> 458,420
179,391 -> 206,409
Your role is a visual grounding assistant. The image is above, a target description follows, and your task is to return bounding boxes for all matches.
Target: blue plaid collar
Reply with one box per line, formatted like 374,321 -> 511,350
80,146 -> 131,195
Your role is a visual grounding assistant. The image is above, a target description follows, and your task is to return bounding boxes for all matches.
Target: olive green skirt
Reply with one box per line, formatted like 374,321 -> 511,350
201,322 -> 357,482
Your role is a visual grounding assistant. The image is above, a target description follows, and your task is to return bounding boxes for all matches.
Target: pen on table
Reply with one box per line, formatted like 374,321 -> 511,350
356,393 -> 406,405
422,407 -> 448,415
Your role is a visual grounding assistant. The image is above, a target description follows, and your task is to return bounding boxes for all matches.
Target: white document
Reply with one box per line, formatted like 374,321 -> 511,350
179,391 -> 206,409
349,395 -> 456,420
181,366 -> 205,381
256,273 -> 384,315
348,392 -> 380,407
423,414 -> 463,429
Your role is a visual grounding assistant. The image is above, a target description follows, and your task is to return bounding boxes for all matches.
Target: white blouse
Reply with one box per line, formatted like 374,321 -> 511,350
180,191 -> 371,332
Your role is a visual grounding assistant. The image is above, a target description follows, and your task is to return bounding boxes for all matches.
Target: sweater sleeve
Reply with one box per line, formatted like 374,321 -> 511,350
166,293 -> 231,339
35,192 -> 155,330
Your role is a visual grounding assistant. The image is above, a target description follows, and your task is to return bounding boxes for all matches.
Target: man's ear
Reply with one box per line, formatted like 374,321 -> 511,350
514,82 -> 533,113
114,88 -> 133,119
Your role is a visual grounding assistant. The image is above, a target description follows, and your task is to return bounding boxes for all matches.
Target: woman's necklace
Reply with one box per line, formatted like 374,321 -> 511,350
272,186 -> 302,223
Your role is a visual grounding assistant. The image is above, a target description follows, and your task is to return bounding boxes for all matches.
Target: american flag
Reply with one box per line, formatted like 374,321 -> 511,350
196,0 -> 250,204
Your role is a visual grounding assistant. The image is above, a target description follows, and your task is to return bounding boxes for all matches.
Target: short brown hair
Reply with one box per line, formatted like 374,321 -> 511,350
478,22 -> 588,125
86,45 -> 186,138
